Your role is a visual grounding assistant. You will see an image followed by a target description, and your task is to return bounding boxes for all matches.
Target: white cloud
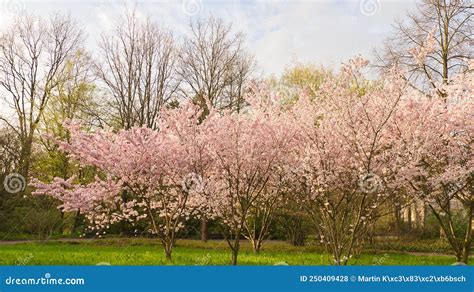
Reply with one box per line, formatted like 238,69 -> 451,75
249,0 -> 417,75
0,0 -> 417,76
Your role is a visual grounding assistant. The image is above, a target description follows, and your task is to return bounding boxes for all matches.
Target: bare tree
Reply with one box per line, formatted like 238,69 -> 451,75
0,14 -> 84,178
177,16 -> 254,241
96,11 -> 178,130
0,127 -> 21,183
374,0 -> 473,97
178,16 -> 254,114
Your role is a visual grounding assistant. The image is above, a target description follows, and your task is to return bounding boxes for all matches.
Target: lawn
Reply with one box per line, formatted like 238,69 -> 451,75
0,239 -> 467,266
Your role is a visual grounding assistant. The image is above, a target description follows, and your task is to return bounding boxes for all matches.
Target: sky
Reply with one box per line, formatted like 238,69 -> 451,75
0,0 -> 418,76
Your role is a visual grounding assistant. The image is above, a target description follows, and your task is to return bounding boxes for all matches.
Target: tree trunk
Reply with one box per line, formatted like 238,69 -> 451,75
19,136 -> 33,179
163,240 -> 173,261
407,207 -> 412,229
231,247 -> 239,265
200,218 -> 208,242
394,204 -> 402,234
251,238 -> 262,254
461,203 -> 473,264
461,246 -> 470,264
231,236 -> 240,265
165,250 -> 172,261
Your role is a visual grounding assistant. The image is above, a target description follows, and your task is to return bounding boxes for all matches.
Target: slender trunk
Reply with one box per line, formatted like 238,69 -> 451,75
200,218 -> 208,242
231,246 -> 239,265
231,236 -> 240,265
251,238 -> 261,254
163,240 -> 174,261
461,203 -> 473,264
19,136 -> 33,179
254,242 -> 260,254
407,207 -> 412,229
429,204 -> 463,261
165,250 -> 172,261
394,204 -> 402,234
462,242 -> 471,264
440,226 -> 447,241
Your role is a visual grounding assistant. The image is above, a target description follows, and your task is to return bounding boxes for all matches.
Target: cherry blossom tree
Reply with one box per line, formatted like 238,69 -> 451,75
290,58 -> 408,265
32,103 -> 207,261
393,61 -> 473,263
204,86 -> 300,265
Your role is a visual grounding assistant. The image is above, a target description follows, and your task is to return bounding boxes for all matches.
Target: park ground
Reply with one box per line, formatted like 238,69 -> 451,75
0,238 -> 471,265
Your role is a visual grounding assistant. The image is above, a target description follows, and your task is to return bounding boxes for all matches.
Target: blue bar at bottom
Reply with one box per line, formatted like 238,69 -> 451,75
0,266 -> 472,292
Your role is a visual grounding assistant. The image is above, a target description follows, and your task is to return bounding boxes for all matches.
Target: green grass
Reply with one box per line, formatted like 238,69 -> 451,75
0,239 -> 468,265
